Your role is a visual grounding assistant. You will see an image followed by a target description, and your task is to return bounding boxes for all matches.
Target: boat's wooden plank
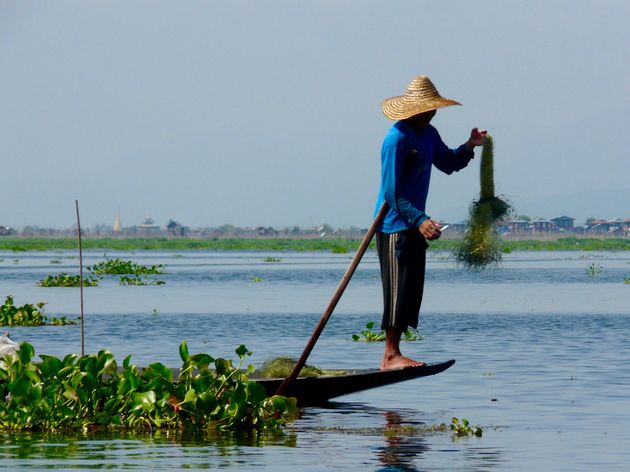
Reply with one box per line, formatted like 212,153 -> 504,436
255,360 -> 455,406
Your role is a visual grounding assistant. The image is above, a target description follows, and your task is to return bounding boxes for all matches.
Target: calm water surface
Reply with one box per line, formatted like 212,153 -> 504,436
0,249 -> 629,471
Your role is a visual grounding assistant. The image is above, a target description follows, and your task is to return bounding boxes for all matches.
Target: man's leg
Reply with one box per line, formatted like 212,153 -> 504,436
381,327 -> 426,370
377,230 -> 427,370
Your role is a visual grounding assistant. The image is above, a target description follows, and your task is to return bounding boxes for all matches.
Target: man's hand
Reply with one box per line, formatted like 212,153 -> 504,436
419,219 -> 442,241
465,128 -> 488,151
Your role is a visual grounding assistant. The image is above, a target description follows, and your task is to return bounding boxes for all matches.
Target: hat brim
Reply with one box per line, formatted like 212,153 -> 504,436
381,95 -> 461,120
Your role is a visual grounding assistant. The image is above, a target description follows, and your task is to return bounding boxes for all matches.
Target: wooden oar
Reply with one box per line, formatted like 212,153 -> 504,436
275,201 -> 389,396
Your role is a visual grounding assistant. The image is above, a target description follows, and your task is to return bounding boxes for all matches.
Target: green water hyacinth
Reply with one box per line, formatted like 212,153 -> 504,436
118,275 -> 165,286
0,296 -> 76,326
351,321 -> 422,342
0,342 -> 297,432
37,274 -> 99,287
88,258 -> 164,275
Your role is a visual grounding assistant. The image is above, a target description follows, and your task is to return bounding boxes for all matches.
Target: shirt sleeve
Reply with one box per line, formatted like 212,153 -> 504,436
382,141 -> 430,228
432,128 -> 475,175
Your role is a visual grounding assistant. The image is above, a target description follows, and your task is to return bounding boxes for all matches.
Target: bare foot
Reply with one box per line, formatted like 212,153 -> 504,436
380,354 -> 426,370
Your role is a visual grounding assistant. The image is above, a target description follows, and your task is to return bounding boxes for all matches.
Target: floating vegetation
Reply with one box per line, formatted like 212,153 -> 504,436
255,357 -> 323,379
0,237 -> 627,253
316,424 -> 451,436
351,322 -> 422,342
88,258 -> 164,275
263,257 -> 281,263
453,135 -> 511,269
119,276 -> 165,286
331,244 -> 349,254
352,321 -> 385,342
49,258 -> 63,264
402,327 -> 423,342
450,417 -> 483,437
0,342 -> 297,432
37,273 -> 99,287
0,296 -> 76,326
316,419 -> 482,439
625,276 -> 630,285
585,263 -> 603,277
250,276 -> 263,283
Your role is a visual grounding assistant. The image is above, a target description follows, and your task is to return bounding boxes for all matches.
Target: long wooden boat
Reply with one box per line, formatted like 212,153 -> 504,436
252,359 -> 455,406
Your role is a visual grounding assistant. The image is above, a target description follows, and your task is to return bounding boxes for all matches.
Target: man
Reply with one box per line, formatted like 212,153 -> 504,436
375,75 -> 486,370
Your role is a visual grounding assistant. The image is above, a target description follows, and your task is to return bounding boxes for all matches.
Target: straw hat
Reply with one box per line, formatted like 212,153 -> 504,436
381,75 -> 461,120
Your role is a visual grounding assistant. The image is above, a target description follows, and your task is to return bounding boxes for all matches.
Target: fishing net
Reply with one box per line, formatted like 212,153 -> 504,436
453,135 -> 512,269
255,357 -> 323,379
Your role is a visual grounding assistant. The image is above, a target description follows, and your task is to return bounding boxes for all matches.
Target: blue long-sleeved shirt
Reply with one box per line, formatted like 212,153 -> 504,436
374,121 -> 474,233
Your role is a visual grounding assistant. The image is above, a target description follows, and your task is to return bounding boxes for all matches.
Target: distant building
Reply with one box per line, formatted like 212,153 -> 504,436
255,226 -> 279,237
587,219 -> 615,234
503,220 -> 531,234
0,225 -> 16,236
531,218 -> 554,233
550,216 -> 574,231
586,219 -> 630,236
138,215 -> 160,235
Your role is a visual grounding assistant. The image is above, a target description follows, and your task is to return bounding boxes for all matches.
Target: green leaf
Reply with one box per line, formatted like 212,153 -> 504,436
179,388 -> 198,412
146,362 -> 173,382
63,386 -> 79,402
246,381 -> 267,404
284,396 -> 298,416
215,358 -> 231,376
192,376 -> 211,393
9,374 -> 31,397
197,391 -> 218,413
190,353 -> 214,368
271,396 -> 286,412
39,355 -> 62,377
182,388 -> 197,404
179,342 -> 190,363
232,383 -> 246,405
104,397 -> 120,413
235,345 -> 251,358
132,390 -> 156,412
17,342 -> 34,364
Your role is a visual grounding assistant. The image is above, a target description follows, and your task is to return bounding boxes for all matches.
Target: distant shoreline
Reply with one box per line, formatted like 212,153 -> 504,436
0,237 -> 628,252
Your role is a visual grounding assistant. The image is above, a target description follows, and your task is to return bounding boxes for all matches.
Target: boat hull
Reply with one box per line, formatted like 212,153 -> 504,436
253,360 -> 455,406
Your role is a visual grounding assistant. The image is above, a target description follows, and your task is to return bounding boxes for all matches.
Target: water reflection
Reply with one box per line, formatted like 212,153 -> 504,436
375,411 -> 428,472
0,429 -> 297,469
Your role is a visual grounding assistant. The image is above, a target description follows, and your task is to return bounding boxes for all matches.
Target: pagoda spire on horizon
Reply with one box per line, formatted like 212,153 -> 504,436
113,210 -> 122,232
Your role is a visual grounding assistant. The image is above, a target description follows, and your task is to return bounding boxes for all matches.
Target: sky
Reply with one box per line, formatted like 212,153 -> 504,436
1,0 -> 629,230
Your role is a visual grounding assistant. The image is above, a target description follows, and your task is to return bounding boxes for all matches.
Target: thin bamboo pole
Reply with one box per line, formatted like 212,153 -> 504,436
75,200 -> 85,355
275,202 -> 389,396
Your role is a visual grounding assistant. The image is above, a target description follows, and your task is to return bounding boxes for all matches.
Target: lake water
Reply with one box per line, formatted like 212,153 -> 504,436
1,249 -> 629,471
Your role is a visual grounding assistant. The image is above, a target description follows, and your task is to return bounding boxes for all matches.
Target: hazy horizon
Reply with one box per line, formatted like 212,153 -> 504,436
2,1 -> 629,230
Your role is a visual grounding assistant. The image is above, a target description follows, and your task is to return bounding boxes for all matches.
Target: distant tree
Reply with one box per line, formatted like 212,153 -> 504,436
516,215 -> 531,221
585,217 -> 597,225
214,224 -> 236,237
318,223 -> 335,236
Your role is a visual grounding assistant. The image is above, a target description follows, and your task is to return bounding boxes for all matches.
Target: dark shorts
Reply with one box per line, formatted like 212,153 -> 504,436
376,230 -> 428,332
